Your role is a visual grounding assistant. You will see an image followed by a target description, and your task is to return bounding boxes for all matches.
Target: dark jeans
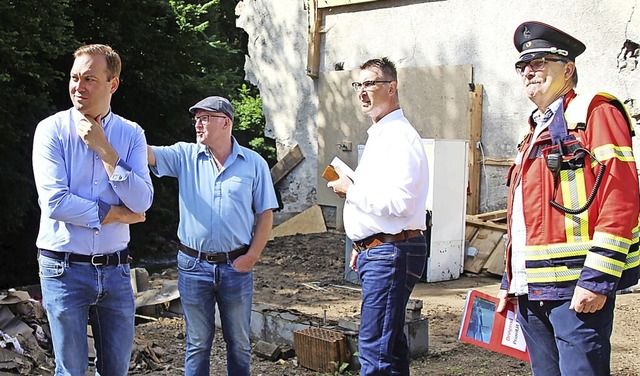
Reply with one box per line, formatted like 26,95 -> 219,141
177,250 -> 253,376
356,235 -> 427,376
38,254 -> 135,376
517,294 -> 615,376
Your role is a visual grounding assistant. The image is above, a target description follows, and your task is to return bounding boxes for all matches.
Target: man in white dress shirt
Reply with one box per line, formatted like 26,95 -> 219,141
329,57 -> 429,376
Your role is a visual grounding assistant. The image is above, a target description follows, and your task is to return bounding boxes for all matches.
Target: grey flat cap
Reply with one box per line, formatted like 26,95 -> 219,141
189,96 -> 234,121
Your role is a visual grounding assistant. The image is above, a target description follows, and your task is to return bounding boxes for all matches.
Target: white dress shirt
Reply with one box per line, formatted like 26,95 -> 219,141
343,109 -> 429,241
509,97 -> 562,295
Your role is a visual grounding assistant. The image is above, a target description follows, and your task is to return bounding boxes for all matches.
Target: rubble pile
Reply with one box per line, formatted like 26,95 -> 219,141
129,339 -> 175,374
0,289 -> 54,375
0,268 -> 182,375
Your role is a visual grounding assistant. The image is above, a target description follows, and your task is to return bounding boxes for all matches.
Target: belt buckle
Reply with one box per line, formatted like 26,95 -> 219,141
204,253 -> 219,263
91,254 -> 107,266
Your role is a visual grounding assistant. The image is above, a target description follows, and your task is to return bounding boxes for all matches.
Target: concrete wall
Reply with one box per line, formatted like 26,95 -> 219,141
237,0 -> 640,217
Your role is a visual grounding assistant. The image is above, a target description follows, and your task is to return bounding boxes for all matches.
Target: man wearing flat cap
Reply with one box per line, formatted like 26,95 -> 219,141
497,21 -> 640,375
147,96 -> 278,376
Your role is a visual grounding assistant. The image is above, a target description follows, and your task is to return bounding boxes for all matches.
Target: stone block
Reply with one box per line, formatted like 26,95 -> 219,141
254,340 -> 281,361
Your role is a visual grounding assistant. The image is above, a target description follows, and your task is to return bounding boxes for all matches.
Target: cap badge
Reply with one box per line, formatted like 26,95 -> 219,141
525,41 -> 532,48
523,26 -> 531,39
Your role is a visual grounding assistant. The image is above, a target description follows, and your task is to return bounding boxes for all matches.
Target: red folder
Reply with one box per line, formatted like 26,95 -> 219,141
458,289 -> 530,362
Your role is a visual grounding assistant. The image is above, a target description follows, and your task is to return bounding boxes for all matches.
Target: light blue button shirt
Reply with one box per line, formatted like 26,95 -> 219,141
150,138 -> 278,253
32,108 -> 154,255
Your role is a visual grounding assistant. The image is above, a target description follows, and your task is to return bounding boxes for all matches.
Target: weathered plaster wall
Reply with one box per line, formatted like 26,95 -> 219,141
236,1 -> 319,216
237,0 -> 640,216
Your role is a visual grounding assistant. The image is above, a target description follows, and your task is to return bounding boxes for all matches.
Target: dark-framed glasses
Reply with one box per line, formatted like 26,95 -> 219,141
192,114 -> 226,126
515,57 -> 566,76
351,80 -> 392,92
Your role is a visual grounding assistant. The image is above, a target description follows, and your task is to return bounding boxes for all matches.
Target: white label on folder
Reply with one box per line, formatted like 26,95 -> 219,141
501,310 -> 527,352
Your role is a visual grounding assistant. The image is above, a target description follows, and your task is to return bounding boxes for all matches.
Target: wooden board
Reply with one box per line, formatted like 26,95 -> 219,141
464,228 -> 505,273
316,65 -> 474,224
318,0 -> 384,8
270,144 -> 304,186
483,235 -> 506,276
474,209 -> 507,222
306,0 -> 323,77
465,217 -> 507,231
465,225 -> 479,241
466,84 -> 483,215
269,205 -> 327,240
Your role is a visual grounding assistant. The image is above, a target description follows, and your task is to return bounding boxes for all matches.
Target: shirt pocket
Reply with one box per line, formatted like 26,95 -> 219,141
223,176 -> 252,201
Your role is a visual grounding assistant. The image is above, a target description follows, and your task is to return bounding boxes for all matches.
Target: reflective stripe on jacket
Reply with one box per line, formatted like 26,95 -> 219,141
501,90 -> 640,300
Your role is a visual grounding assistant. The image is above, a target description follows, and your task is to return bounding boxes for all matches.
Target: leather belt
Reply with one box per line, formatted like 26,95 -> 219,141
179,244 -> 249,264
39,248 -> 130,266
353,230 -> 423,252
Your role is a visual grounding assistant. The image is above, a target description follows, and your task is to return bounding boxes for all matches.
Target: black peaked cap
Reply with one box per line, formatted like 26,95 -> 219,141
514,21 -> 586,62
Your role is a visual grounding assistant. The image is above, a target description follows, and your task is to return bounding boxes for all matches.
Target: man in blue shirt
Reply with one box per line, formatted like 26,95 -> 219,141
147,96 -> 278,376
32,44 -> 153,376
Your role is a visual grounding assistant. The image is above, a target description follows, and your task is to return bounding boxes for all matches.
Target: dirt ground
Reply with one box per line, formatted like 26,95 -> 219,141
130,230 -> 640,376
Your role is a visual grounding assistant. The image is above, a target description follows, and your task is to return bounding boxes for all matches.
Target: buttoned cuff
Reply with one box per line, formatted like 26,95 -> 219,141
110,158 -> 131,181
97,199 -> 110,225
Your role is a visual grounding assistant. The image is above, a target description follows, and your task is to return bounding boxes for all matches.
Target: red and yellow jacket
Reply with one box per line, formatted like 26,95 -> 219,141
501,90 -> 640,299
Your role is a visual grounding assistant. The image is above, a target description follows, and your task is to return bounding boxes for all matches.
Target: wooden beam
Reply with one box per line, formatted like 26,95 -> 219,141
483,157 -> 514,166
318,0 -> 383,8
473,209 -> 507,221
270,144 -> 305,186
466,83 -> 483,215
306,0 -> 323,78
465,216 -> 508,232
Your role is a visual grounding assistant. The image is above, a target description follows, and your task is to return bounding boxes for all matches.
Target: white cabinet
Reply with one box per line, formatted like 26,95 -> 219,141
422,139 -> 469,282
344,139 -> 469,283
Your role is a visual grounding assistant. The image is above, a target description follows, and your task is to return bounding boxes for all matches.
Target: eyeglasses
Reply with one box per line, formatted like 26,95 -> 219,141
351,80 -> 392,92
515,57 -> 566,76
192,114 -> 226,126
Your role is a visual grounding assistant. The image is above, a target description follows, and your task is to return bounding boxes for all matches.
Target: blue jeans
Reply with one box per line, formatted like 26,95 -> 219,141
517,294 -> 615,376
356,235 -> 427,376
177,250 -> 253,376
38,254 -> 135,376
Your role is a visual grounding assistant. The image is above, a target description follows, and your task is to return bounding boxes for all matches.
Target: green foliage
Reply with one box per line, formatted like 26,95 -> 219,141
0,0 -> 274,286
232,84 -> 276,166
57,0 -> 245,145
328,360 -> 354,375
171,0 -> 215,33
0,0 -> 76,234
328,351 -> 357,375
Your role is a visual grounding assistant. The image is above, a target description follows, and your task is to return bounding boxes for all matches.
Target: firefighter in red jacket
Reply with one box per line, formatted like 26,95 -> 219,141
497,21 -> 640,376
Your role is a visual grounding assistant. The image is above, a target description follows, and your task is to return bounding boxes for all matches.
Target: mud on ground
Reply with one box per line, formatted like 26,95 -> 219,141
129,231 -> 640,376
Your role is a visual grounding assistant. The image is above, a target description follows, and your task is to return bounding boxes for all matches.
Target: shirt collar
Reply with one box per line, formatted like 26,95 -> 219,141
368,108 -> 404,135
71,107 -> 114,127
198,136 -> 245,161
532,97 -> 564,128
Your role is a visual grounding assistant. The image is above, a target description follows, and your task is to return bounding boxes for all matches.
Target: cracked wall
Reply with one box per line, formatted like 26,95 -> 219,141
237,0 -> 640,217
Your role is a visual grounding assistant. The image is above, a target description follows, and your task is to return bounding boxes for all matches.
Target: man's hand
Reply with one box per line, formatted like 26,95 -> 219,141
327,166 -> 352,198
232,253 -> 259,273
103,205 -> 146,225
77,115 -> 119,172
349,249 -> 359,272
496,289 -> 517,313
570,285 -> 607,313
